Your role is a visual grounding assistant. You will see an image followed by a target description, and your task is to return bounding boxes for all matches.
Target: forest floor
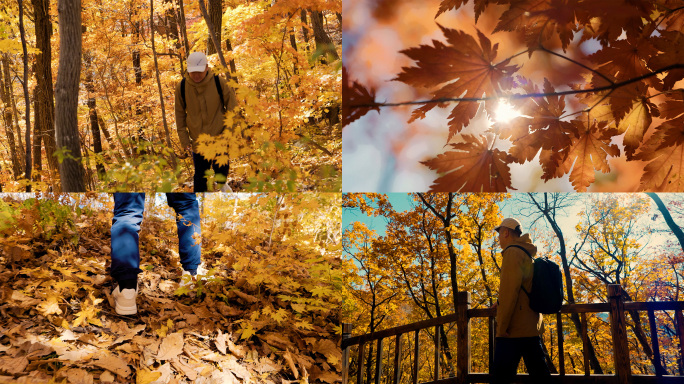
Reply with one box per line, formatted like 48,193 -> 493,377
0,196 -> 341,383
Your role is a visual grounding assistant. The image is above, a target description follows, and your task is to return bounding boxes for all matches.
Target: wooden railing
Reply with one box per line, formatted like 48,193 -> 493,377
341,285 -> 684,384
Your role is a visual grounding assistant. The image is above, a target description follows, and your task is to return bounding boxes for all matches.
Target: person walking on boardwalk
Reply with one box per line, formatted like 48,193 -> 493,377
492,217 -> 550,383
110,193 -> 202,315
175,52 -> 238,192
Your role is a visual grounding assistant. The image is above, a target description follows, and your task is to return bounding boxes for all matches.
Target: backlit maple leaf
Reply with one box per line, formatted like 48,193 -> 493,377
559,119 -> 620,192
497,78 -> 577,165
648,30 -> 684,91
636,93 -> 684,191
494,0 -> 580,51
422,134 -> 515,192
395,26 -> 518,141
342,66 -> 379,127
578,0 -> 654,44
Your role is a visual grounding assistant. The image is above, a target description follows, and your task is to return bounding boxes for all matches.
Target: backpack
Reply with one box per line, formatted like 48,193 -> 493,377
180,75 -> 226,113
505,245 -> 564,314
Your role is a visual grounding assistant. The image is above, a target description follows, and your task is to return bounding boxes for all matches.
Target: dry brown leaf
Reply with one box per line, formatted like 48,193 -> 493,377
66,368 -> 94,384
255,357 -> 281,374
215,330 -> 227,355
233,289 -> 259,303
314,339 -> 341,366
156,332 -> 184,361
283,350 -> 298,379
0,356 -> 28,375
91,351 -> 131,378
170,358 -> 197,381
99,371 -> 115,383
221,357 -> 252,381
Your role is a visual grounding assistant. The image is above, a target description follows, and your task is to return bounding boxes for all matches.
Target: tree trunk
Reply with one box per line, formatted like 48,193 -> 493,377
226,39 -> 238,78
207,0 -> 222,55
300,10 -> 309,50
55,0 -> 86,192
309,10 -> 339,63
32,83 -> 42,181
84,54 -> 105,178
647,193 -> 684,253
0,55 -> 21,178
32,0 -> 58,176
151,0 -> 177,169
176,0 -> 190,55
18,0 -> 32,191
528,193 -> 605,374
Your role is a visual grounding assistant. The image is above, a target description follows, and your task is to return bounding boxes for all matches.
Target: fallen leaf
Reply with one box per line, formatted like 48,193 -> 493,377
283,350 -> 298,379
157,332 -> 184,361
136,367 -> 162,384
215,330 -> 227,355
0,356 -> 28,375
92,351 -> 131,378
66,368 -> 94,384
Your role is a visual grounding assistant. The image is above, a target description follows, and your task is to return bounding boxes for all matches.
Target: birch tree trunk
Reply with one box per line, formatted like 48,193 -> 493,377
55,0 -> 86,192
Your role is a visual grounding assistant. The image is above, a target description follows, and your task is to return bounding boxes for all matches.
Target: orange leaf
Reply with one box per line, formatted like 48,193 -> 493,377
422,134 -> 515,192
342,66 -> 379,127
561,119 -> 620,191
396,26 -> 517,141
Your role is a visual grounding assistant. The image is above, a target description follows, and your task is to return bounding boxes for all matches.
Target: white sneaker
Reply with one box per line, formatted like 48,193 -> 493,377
180,263 -> 208,289
112,285 -> 138,315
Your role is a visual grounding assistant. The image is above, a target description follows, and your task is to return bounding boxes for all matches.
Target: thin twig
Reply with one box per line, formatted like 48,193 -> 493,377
349,64 -> 684,109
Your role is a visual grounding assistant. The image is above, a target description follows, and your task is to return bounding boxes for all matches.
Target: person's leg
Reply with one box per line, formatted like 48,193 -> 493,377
210,158 -> 229,190
492,337 -> 523,384
521,336 -> 551,383
111,193 -> 146,287
192,152 -> 211,193
166,193 -> 201,274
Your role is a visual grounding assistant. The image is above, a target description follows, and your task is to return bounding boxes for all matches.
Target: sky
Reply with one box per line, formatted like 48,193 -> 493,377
343,193 -> 681,257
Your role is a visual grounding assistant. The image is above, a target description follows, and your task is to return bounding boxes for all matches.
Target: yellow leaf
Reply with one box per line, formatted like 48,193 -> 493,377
137,368 -> 162,384
240,323 -> 256,340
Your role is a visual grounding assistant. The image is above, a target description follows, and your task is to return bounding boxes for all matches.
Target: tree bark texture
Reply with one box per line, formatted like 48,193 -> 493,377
32,84 -> 42,181
32,0 -> 58,174
309,10 -> 339,63
0,55 -> 22,178
55,0 -> 86,192
18,0 -> 32,190
176,0 -> 191,56
300,9 -> 309,50
84,54 -> 105,177
207,0 -> 222,55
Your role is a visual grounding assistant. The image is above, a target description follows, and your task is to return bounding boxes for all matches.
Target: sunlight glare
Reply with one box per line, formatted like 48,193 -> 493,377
494,99 -> 523,123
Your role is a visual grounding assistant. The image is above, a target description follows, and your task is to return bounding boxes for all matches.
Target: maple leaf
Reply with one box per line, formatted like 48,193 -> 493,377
342,66 -> 379,127
494,0 -> 580,51
395,26 -> 518,140
577,0 -> 654,44
558,119 -> 620,192
498,78 -> 577,164
587,27 -> 659,85
635,94 -> 684,191
422,134 -> 515,192
617,96 -> 658,159
648,30 -> 684,91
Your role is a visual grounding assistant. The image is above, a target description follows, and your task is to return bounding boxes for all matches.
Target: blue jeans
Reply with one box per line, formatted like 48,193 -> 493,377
193,152 -> 229,192
110,193 -> 201,282
492,336 -> 550,384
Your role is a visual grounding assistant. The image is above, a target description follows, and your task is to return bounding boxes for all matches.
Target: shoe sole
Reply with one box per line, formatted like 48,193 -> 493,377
115,302 -> 137,315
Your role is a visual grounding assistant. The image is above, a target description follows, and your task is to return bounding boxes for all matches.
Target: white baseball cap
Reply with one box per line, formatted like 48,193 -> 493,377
494,218 -> 522,233
187,52 -> 208,72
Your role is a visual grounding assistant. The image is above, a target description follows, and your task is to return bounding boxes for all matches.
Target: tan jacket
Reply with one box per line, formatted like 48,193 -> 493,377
174,69 -> 238,150
495,234 -> 543,338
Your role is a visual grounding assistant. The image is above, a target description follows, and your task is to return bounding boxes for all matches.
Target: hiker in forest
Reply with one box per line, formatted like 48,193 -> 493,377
110,193 -> 204,315
492,218 -> 550,383
175,51 -> 238,192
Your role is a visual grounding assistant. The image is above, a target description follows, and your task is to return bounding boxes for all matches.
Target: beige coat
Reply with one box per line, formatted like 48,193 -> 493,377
174,69 -> 237,150
495,234 -> 544,338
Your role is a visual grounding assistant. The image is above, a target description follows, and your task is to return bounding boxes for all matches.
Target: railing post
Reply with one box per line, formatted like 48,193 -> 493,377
343,323 -> 352,384
375,338 -> 383,384
608,284 -> 632,384
456,291 -> 471,384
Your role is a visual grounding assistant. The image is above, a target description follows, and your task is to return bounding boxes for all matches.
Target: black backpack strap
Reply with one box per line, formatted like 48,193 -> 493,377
180,78 -> 186,109
214,75 -> 226,113
503,244 -> 533,296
